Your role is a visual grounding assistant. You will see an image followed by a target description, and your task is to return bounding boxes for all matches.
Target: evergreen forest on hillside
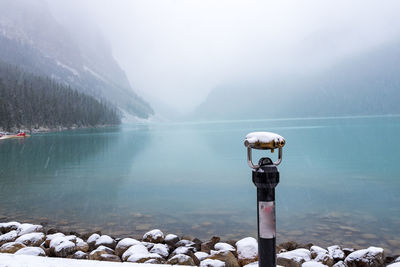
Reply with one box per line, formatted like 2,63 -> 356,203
0,61 -> 121,131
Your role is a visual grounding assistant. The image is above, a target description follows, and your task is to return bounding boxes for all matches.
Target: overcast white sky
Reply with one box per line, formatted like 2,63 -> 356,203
49,0 -> 400,113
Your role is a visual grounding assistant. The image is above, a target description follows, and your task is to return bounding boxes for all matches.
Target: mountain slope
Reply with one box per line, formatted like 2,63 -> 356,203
0,0 -> 153,119
192,41 -> 400,120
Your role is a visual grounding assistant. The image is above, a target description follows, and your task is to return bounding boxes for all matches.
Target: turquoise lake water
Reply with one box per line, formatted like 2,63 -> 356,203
0,115 -> 399,254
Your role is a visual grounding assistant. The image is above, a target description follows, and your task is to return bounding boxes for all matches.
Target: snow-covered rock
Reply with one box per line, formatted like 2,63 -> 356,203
0,221 -> 21,233
68,250 -> 88,259
195,252 -> 210,261
167,254 -> 196,265
0,241 -> 26,253
150,243 -> 170,258
14,246 -> 46,256
142,241 -> 156,250
327,245 -> 345,261
15,232 -> 45,246
302,262 -> 328,267
75,237 -> 89,252
277,248 -> 311,267
310,246 -> 334,266
88,245 -> 117,261
344,246 -> 385,267
388,263 -> 400,267
16,223 -> 43,236
235,237 -> 258,266
209,250 -> 240,267
115,238 -> 141,257
45,233 -> 65,247
170,246 -> 196,258
176,239 -> 196,248
214,243 -> 235,253
49,236 -> 76,257
122,243 -> 148,261
200,259 -> 225,267
95,235 -> 116,249
0,230 -> 18,245
332,261 -> 346,267
201,237 -> 221,253
87,233 -> 100,249
143,229 -> 164,243
165,234 -> 180,247
122,243 -> 162,263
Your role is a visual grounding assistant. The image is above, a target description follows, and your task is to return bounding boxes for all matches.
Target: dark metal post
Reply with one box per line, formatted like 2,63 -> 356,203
253,158 -> 279,267
244,132 -> 285,267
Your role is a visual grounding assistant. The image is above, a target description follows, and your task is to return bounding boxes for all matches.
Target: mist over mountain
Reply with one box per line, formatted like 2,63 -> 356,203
0,0 -> 153,119
192,41 -> 400,120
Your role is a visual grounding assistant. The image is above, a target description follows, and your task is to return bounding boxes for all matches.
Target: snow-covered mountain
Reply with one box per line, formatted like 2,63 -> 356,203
0,0 -> 153,119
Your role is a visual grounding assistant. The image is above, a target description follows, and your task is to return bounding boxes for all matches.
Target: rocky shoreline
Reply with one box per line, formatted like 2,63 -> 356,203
0,221 -> 399,267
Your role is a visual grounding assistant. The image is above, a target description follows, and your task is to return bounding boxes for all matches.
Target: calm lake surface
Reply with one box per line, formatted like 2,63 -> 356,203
1,115 -> 399,254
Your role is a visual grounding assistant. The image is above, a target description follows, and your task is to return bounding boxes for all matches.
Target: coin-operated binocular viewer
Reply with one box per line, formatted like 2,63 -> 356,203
244,132 -> 286,267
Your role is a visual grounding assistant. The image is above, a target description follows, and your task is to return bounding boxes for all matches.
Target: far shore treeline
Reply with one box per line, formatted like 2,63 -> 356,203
0,61 -> 121,132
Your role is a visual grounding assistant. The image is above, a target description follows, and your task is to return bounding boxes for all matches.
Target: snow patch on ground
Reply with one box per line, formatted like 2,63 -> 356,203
0,253 -> 181,266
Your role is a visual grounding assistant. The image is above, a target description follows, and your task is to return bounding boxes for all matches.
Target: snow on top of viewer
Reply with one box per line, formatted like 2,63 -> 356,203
245,132 -> 285,148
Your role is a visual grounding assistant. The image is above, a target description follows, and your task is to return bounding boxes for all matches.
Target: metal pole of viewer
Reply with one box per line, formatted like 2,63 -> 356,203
244,132 -> 286,267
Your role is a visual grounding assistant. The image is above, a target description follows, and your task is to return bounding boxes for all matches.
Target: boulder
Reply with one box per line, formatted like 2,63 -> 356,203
310,246 -> 334,266
121,243 -> 163,263
144,258 -> 166,264
94,235 -> 116,249
0,230 -> 18,246
327,246 -> 345,261
342,248 -> 355,257
14,246 -> 46,256
278,241 -> 299,251
168,254 -> 196,265
75,237 -> 89,252
0,242 -> 26,253
142,241 -> 156,250
165,234 -> 180,247
115,238 -> 141,257
49,236 -> 76,257
202,236 -> 221,253
195,251 -> 210,261
143,229 -> 165,243
192,238 -> 202,251
344,246 -> 385,267
44,233 -> 65,247
15,232 -> 45,247
235,237 -> 258,266
16,223 -> 43,236
170,246 -> 197,258
209,250 -> 240,267
176,239 -> 196,248
88,245 -> 116,261
201,259 -> 226,267
87,233 -> 100,250
302,262 -> 328,267
215,243 -> 236,253
0,222 -> 21,233
68,251 -> 88,259
277,248 -> 311,267
150,243 -> 170,258
332,261 -> 346,267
